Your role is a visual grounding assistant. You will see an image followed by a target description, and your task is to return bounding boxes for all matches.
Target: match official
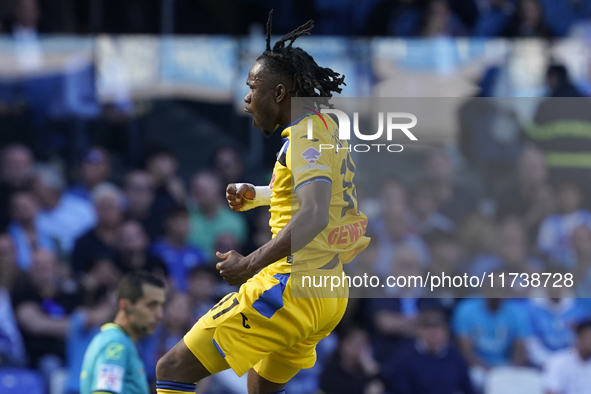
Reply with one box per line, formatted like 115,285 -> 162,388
80,271 -> 166,394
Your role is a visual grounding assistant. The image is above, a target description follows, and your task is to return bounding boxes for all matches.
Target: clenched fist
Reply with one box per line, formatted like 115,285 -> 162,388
226,183 -> 256,211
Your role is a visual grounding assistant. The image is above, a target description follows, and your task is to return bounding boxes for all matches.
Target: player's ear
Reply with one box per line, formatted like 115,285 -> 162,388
275,84 -> 288,103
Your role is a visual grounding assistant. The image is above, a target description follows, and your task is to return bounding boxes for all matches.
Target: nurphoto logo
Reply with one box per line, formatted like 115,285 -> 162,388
306,109 -> 418,153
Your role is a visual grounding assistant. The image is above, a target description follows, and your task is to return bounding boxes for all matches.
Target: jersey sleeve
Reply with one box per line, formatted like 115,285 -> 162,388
287,119 -> 336,192
90,341 -> 129,394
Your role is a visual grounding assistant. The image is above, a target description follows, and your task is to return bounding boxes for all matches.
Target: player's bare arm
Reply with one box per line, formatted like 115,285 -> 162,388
216,180 -> 331,285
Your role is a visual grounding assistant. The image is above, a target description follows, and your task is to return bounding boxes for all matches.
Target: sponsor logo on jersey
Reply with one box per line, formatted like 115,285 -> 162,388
302,147 -> 322,164
327,219 -> 368,246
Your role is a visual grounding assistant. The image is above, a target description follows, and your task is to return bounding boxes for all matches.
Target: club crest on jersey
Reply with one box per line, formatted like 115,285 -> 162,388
302,148 -> 321,164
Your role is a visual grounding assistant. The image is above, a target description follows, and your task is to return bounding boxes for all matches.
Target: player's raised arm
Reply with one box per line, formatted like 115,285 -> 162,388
216,179 -> 330,285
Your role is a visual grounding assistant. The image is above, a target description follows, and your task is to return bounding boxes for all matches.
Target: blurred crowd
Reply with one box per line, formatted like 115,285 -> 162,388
1,89 -> 591,394
0,1 -> 590,391
0,142 -> 272,393
1,0 -> 591,37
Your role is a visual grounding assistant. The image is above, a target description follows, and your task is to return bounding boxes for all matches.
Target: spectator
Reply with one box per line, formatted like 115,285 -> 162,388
527,296 -> 590,368
6,0 -> 39,33
457,81 -> 524,193
0,143 -> 34,230
421,0 -> 467,37
186,265 -> 219,324
67,147 -> 112,202
7,0 -> 74,34
81,257 -> 122,307
154,292 -> 192,363
243,208 -> 272,255
115,220 -> 168,280
0,233 -> 20,291
503,0 -> 551,37
408,180 -> 455,235
453,283 -> 529,390
371,179 -> 429,277
33,165 -> 96,255
0,234 -> 26,367
72,183 -> 123,274
496,146 -> 555,245
470,216 -> 543,280
537,181 -> 591,269
452,0 -> 516,36
537,0 -> 591,37
187,171 -> 247,258
150,206 -> 207,292
124,170 -> 164,241
546,64 -> 586,98
144,144 -> 186,210
101,0 -> 160,33
424,148 -> 478,226
211,146 -> 245,186
544,319 -> 591,394
573,225 -> 591,297
0,143 -> 34,191
529,66 -> 591,205
8,191 -> 57,270
424,229 -> 464,297
382,309 -> 475,394
11,249 -> 81,375
6,0 -> 43,70
214,232 -> 241,255
319,328 -> 384,394
364,0 -> 425,36
368,246 -> 438,362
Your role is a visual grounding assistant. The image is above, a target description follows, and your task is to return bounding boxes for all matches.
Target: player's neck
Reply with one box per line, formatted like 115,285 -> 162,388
114,312 -> 140,342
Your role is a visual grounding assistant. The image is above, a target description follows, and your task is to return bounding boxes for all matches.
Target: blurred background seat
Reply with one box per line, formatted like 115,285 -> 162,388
485,366 -> 543,394
0,368 -> 46,394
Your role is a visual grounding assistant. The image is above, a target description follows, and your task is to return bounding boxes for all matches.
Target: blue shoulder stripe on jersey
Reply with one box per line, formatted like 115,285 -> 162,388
295,176 -> 332,192
281,138 -> 289,154
212,338 -> 226,358
252,273 -> 290,319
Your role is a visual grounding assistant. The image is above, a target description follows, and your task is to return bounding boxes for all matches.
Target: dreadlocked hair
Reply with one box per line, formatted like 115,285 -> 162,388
258,9 -> 345,109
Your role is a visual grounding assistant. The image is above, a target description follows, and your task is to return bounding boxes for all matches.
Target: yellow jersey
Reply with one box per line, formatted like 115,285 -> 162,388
267,113 -> 370,273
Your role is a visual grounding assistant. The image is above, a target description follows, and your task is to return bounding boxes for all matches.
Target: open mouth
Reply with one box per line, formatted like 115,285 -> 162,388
245,109 -> 257,126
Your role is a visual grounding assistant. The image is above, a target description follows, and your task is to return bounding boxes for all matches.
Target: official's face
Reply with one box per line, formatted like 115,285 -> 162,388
129,284 -> 166,336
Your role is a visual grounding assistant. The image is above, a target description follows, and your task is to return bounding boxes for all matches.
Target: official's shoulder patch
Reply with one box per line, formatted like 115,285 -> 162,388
96,363 -> 124,393
105,343 -> 125,360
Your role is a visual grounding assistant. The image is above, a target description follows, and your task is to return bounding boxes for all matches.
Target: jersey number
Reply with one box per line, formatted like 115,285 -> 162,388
210,293 -> 239,319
